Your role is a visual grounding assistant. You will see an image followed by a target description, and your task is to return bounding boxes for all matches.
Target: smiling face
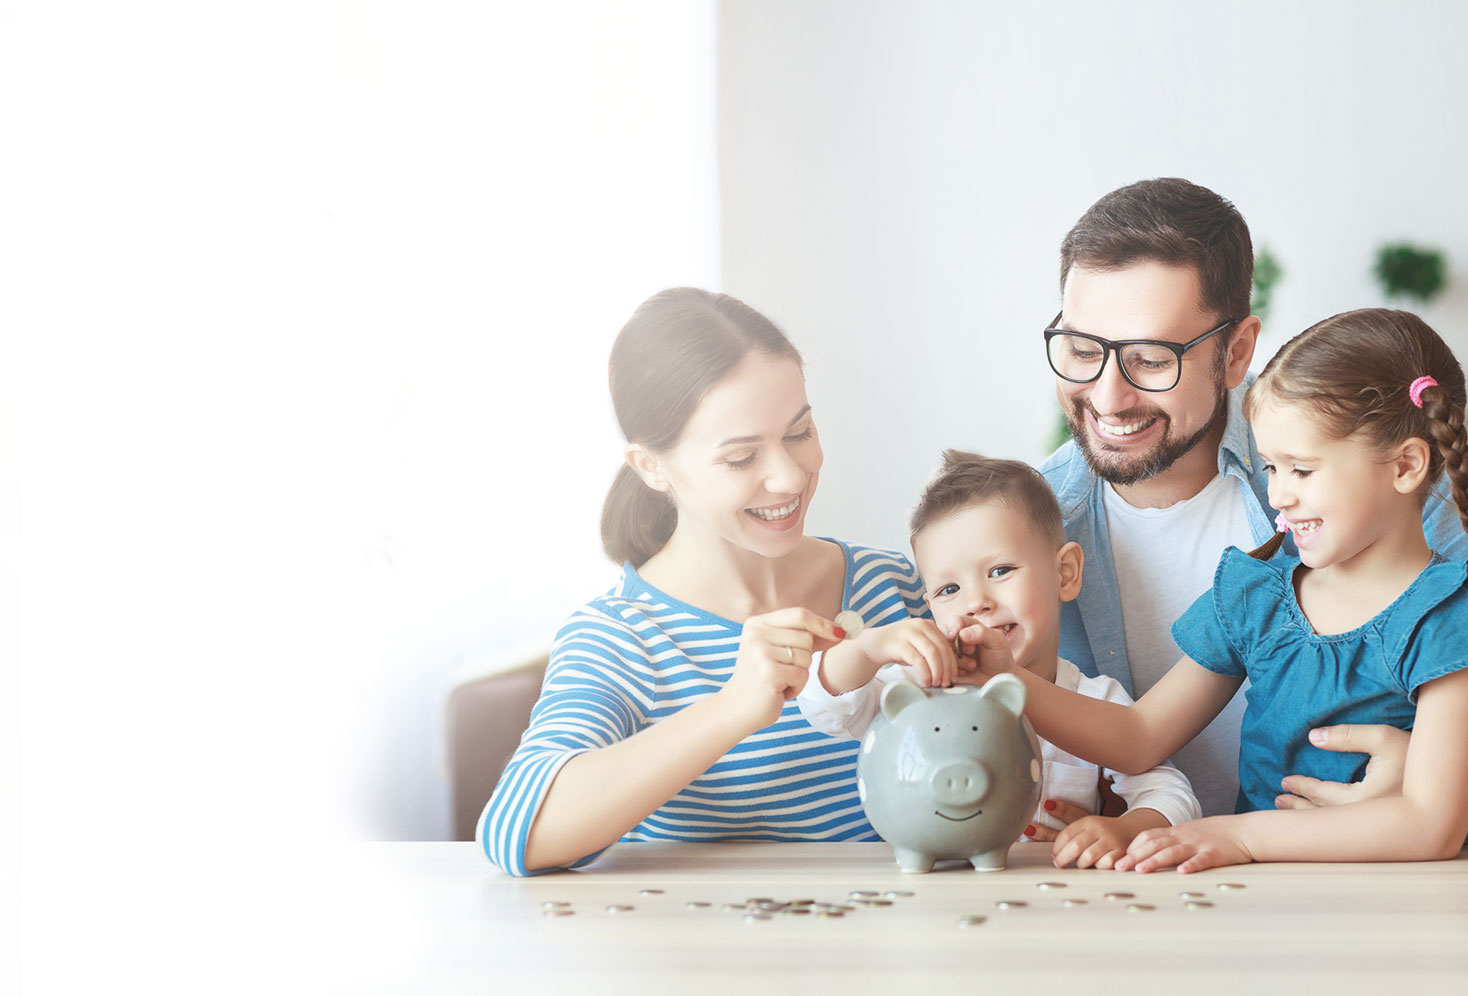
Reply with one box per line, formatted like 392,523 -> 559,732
636,351 -> 821,561
1254,399 -> 1423,573
1056,261 -> 1247,497
911,500 -> 1081,682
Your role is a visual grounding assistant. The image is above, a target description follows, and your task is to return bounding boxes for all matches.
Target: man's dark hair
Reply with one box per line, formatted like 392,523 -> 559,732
1059,178 -> 1254,324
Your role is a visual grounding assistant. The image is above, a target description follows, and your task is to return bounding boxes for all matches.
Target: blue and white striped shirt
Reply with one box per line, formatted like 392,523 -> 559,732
480,540 -> 928,876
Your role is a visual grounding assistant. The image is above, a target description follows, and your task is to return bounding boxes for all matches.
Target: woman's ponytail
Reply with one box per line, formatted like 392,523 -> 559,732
600,288 -> 802,567
601,464 -> 677,568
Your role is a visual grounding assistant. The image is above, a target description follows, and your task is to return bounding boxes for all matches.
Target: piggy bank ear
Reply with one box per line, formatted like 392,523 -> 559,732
879,680 -> 927,721
979,673 -> 1027,718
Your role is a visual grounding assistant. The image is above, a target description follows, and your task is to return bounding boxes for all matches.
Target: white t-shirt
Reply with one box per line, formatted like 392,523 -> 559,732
1103,471 -> 1254,817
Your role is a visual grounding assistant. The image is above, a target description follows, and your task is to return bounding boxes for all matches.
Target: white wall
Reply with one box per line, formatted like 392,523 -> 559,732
11,0 -> 720,888
718,0 -> 1468,554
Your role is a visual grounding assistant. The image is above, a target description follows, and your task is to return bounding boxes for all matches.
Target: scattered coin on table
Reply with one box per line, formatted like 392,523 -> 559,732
1217,882 -> 1246,891
1185,901 -> 1215,910
957,915 -> 988,928
994,900 -> 1027,909
1103,892 -> 1135,901
1125,904 -> 1156,913
605,905 -> 634,914
1036,881 -> 1067,890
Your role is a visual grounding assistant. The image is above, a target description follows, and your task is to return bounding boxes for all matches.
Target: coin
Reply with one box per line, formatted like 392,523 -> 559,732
818,904 -> 856,913
639,889 -> 665,895
743,913 -> 772,922
684,901 -> 711,909
1185,901 -> 1215,910
1178,891 -> 1205,900
1217,883 -> 1246,891
541,900 -> 572,909
747,896 -> 776,904
854,898 -> 893,907
1062,898 -> 1088,907
994,900 -> 1027,910
782,907 -> 811,916
542,908 -> 575,917
1036,882 -> 1067,890
721,903 -> 743,912
605,905 -> 634,914
834,610 -> 865,639
817,910 -> 846,919
1125,904 -> 1156,913
957,915 -> 988,927
788,898 -> 816,907
1103,892 -> 1135,901
882,890 -> 914,898
848,890 -> 880,899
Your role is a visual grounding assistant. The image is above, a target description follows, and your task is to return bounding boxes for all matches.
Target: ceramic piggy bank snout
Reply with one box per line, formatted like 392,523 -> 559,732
856,675 -> 1042,873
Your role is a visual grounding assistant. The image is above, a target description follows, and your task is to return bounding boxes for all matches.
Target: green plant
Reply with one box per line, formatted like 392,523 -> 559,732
1374,244 -> 1447,303
1251,246 -> 1283,324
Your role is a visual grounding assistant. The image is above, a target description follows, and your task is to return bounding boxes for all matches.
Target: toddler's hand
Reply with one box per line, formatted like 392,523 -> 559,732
856,618 -> 960,688
1051,815 -> 1132,869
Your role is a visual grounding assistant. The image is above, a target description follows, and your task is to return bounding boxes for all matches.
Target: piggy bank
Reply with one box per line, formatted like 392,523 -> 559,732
856,675 -> 1042,873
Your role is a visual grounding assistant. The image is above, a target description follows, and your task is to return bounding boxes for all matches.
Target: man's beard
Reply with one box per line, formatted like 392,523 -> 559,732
1065,385 -> 1229,487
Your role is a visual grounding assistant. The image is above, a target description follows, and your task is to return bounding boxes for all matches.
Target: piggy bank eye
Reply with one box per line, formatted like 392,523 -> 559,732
933,726 -> 941,732
971,726 -> 978,731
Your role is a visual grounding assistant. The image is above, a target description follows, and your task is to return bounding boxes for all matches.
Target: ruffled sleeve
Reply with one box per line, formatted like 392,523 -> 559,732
1387,557 -> 1468,701
1171,546 -> 1298,680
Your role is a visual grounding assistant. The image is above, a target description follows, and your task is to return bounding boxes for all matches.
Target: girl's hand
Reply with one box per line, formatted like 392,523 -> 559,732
717,607 -> 844,731
1114,817 -> 1254,874
952,620 -> 1022,680
1276,724 -> 1410,809
851,618 -> 962,688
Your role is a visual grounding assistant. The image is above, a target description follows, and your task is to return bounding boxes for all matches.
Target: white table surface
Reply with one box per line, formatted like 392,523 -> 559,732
329,840 -> 1468,994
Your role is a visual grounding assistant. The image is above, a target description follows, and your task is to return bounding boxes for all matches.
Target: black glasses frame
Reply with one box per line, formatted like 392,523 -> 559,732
1042,312 -> 1237,393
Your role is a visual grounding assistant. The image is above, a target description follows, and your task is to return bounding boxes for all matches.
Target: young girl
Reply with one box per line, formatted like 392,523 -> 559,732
481,288 -> 957,876
967,308 -> 1468,872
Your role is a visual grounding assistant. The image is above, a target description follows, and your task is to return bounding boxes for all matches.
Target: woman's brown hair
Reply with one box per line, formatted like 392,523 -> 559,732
1244,308 -> 1468,561
600,288 -> 802,567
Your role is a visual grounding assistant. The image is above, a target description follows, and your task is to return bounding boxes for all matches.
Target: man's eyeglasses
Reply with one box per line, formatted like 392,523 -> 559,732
1043,312 -> 1236,393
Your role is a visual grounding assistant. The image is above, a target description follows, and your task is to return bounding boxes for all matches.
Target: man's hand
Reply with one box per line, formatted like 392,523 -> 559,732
1275,724 -> 1410,810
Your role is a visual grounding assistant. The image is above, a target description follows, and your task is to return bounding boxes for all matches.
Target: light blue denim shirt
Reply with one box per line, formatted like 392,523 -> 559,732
1040,380 -> 1468,695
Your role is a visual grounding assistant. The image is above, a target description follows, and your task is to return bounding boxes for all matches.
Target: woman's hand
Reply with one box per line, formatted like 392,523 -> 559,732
1114,816 -> 1254,874
717,607 -> 845,731
1276,724 -> 1410,810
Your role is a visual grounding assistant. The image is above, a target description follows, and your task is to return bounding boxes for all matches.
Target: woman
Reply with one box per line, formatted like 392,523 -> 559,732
481,288 -> 957,876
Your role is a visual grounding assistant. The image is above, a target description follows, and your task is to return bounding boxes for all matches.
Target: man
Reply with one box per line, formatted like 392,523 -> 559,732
1039,178 -> 1468,816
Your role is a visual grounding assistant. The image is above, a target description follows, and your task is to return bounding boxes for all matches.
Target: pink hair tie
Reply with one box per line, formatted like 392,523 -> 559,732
1275,512 -> 1290,534
1409,375 -> 1438,408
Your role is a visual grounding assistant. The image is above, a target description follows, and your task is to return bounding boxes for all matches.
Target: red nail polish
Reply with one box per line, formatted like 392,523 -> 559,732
1043,799 -> 1056,812
1024,825 -> 1036,837
833,626 -> 846,639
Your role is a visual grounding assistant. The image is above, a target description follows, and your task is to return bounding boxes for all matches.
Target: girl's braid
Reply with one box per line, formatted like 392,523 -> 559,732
1422,385 -> 1468,534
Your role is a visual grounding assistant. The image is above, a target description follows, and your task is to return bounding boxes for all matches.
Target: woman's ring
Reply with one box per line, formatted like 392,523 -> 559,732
785,645 -> 794,664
